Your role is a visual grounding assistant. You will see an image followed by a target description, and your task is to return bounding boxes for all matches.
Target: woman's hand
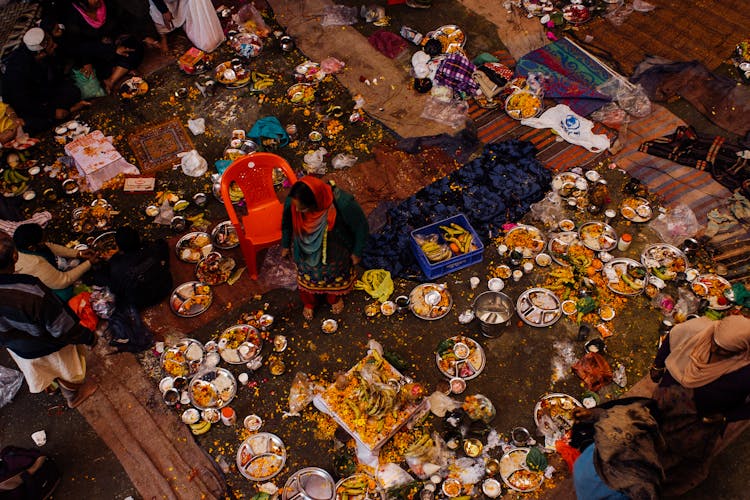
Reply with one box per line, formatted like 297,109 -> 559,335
351,254 -> 361,265
162,11 -> 174,30
116,45 -> 135,57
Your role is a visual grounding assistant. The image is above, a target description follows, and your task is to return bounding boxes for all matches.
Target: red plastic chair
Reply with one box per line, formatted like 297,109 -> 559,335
220,153 -> 297,279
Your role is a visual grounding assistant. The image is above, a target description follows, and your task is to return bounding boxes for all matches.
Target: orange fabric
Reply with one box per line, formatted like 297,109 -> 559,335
68,292 -> 99,331
291,177 -> 337,236
555,440 -> 581,472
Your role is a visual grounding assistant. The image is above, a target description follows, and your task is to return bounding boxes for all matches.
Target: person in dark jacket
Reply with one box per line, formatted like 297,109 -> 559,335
281,178 -> 369,320
1,28 -> 90,135
0,231 -> 97,408
104,225 -> 173,310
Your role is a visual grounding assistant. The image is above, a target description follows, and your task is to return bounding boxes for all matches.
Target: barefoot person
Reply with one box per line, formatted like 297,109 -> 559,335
0,232 -> 98,408
281,178 -> 368,320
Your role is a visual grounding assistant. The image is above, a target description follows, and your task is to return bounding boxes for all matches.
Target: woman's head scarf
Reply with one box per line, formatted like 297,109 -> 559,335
665,315 -> 750,388
290,177 -> 336,266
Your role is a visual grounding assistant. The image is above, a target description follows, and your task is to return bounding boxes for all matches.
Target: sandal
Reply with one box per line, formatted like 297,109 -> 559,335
302,307 -> 314,321
331,299 -> 344,315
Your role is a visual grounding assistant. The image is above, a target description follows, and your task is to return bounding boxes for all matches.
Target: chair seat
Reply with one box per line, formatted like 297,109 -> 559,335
240,211 -> 283,246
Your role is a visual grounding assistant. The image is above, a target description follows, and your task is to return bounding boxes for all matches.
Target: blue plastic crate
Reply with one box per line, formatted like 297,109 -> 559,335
410,213 -> 484,279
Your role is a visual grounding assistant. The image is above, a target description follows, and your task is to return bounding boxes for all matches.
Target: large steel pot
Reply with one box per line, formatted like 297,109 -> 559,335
473,291 -> 514,338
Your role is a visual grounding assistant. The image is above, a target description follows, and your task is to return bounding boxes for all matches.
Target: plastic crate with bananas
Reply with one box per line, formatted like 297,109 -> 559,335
410,213 -> 484,279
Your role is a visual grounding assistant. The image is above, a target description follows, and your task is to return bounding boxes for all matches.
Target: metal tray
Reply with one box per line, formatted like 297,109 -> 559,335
602,258 -> 648,296
620,197 -> 653,222
236,432 -> 286,481
499,447 -> 544,492
91,231 -> 118,259
693,274 -> 733,310
551,171 -> 585,196
188,367 -> 236,410
435,335 -> 486,381
409,283 -> 452,320
578,221 -> 617,252
334,474 -> 382,500
211,221 -> 239,249
160,338 -> 205,377
533,393 -> 582,438
283,467 -> 335,500
175,232 -> 211,263
195,253 -> 235,285
503,224 -> 546,258
547,231 -> 587,266
218,324 -> 263,364
169,281 -> 213,317
640,243 -> 688,280
516,288 -> 562,327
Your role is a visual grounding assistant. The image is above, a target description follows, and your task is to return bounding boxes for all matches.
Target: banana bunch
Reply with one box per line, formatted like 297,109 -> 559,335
404,432 -> 434,458
420,239 -> 452,263
440,223 -> 475,255
363,383 -> 398,419
251,71 -> 274,91
1,168 -> 29,195
337,475 -> 376,500
189,420 -> 211,435
228,182 -> 244,202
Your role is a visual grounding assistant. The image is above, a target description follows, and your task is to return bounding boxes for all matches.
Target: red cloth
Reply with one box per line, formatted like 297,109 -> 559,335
367,30 -> 408,59
555,440 -> 581,472
291,177 -> 336,236
68,292 -> 99,331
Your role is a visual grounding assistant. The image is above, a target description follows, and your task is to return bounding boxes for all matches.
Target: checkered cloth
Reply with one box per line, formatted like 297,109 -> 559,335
435,53 -> 479,96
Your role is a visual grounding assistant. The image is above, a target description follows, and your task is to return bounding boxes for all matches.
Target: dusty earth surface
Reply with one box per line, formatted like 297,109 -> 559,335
1,0 -> 749,499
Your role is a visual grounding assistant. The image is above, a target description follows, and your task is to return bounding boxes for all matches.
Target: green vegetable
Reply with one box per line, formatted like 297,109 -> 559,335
383,351 -> 408,372
437,338 -> 455,355
705,309 -> 723,320
621,273 -> 644,290
576,296 -> 597,324
526,446 -> 548,472
652,266 -> 671,280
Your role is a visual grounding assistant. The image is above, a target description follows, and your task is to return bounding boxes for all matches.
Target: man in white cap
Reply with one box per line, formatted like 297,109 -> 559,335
1,28 -> 90,135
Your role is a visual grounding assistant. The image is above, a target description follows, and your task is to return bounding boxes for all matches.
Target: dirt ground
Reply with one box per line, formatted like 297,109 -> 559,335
1,0 -> 749,499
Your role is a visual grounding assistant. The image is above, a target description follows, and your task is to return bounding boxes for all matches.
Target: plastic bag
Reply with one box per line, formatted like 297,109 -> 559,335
375,463 -> 414,490
462,394 -> 496,423
0,365 -> 24,408
186,0 -> 225,52
596,78 -> 652,118
427,391 -> 461,417
72,69 -> 106,99
234,3 -> 270,36
257,245 -> 297,290
180,149 -> 208,177
672,287 -> 702,323
590,102 -> 629,128
321,5 -> 358,26
648,204 -> 700,246
90,286 -> 116,319
187,118 -> 205,135
287,372 -> 314,416
605,2 -> 634,26
303,148 -> 328,175
331,153 -> 357,170
320,57 -> 346,75
420,96 -> 469,129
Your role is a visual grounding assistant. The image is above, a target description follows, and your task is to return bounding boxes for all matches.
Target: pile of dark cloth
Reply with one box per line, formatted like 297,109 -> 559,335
362,140 -> 551,278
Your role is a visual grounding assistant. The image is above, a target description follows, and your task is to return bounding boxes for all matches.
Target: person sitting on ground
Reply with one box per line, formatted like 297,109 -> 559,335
0,231 -> 98,408
649,314 -> 750,495
1,28 -> 90,135
64,0 -> 159,94
13,223 -> 97,302
148,0 -> 224,53
281,178 -> 369,320
0,102 -> 37,149
100,225 -> 172,310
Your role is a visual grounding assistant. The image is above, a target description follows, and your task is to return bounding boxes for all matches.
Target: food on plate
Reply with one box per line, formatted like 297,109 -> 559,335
603,260 -> 647,295
693,274 -> 732,309
322,319 -> 338,333
506,91 -> 542,119
162,349 -> 188,377
410,284 -> 452,319
641,244 -> 687,280
246,454 -> 283,480
579,222 -> 617,251
562,300 -> 577,315
336,474 -> 378,500
502,225 -> 545,258
563,4 -> 591,23
119,77 -> 148,98
191,380 -> 217,407
380,301 -> 396,316
508,469 -> 543,491
558,219 -> 576,231
286,83 -> 316,104
436,336 -> 485,380
530,291 -> 558,310
196,253 -> 234,285
535,394 -> 581,438
176,233 -> 211,263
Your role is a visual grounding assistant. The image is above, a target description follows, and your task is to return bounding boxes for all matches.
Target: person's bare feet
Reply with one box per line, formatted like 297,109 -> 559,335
303,307 -> 314,321
331,299 -> 344,315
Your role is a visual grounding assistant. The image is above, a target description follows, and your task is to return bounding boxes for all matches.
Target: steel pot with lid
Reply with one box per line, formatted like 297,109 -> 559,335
473,291 -> 514,338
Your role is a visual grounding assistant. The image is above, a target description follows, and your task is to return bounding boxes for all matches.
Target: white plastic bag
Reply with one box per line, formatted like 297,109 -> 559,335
187,118 -> 205,135
180,149 -> 208,177
185,0 -> 225,52
649,204 -> 700,246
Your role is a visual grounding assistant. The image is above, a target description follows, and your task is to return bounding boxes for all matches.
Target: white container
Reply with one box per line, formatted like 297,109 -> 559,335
512,269 -> 523,282
31,430 -> 47,447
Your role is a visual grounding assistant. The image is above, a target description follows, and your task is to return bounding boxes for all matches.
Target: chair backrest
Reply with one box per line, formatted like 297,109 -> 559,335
219,152 -> 297,232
